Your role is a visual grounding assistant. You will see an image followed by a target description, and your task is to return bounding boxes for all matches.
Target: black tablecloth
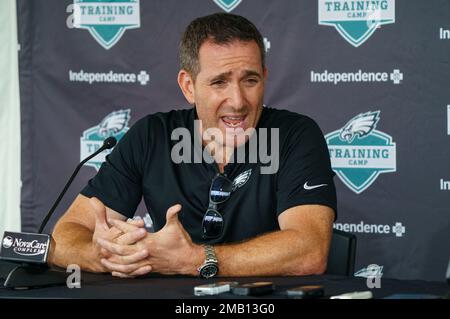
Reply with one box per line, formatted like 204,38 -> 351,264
0,268 -> 448,299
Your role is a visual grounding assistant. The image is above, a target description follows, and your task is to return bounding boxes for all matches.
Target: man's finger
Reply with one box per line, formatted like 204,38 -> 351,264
127,219 -> 145,228
97,238 -> 135,256
111,271 -> 132,279
115,228 -> 147,245
100,247 -> 111,258
129,265 -> 152,277
109,226 -> 123,240
111,265 -> 152,278
109,218 -> 141,234
107,249 -> 148,265
165,204 -> 182,225
101,258 -> 147,274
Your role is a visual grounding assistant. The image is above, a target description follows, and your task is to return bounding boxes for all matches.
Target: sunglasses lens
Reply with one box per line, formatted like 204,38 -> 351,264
202,210 -> 223,238
210,176 -> 232,203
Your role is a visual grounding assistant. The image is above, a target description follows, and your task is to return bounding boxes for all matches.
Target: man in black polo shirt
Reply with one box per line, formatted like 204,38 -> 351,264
50,13 -> 336,278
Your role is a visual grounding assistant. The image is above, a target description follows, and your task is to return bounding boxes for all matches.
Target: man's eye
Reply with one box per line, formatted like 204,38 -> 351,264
245,78 -> 259,85
211,80 -> 226,86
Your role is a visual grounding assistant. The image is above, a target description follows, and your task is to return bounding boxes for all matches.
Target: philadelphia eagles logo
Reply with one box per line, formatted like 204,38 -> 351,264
339,111 -> 380,143
80,109 -> 131,171
325,110 -> 396,194
232,169 -> 252,191
98,110 -> 131,138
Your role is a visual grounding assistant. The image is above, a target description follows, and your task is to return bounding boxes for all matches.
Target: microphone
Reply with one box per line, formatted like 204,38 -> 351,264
0,137 -> 117,288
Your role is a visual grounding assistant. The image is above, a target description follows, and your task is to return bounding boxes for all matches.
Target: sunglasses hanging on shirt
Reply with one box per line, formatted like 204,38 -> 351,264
201,174 -> 233,239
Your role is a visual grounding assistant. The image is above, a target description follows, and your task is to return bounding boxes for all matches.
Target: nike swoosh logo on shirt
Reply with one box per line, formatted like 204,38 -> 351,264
303,182 -> 328,190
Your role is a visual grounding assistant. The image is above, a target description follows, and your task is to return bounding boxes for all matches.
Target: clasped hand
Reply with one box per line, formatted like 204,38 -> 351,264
90,197 -> 199,278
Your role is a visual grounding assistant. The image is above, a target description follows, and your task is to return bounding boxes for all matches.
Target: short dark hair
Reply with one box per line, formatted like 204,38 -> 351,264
179,13 -> 265,78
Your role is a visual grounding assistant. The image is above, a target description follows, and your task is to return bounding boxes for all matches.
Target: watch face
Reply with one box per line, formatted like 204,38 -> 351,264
200,263 -> 218,278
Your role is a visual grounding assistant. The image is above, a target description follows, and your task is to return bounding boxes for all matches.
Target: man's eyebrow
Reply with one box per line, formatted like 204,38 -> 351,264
207,71 -> 232,83
242,70 -> 262,78
207,70 -> 262,82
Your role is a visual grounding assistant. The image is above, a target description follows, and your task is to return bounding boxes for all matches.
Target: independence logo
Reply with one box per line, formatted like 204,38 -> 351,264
81,109 -> 130,170
318,0 -> 395,47
213,0 -> 242,12
69,69 -> 150,85
73,0 -> 140,50
325,111 -> 396,193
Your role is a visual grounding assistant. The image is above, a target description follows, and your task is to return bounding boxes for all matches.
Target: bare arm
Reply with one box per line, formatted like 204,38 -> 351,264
98,204 -> 334,277
49,194 -> 127,272
213,205 -> 335,276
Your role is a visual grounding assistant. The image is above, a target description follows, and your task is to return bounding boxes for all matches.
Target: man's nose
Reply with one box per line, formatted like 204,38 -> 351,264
226,84 -> 246,110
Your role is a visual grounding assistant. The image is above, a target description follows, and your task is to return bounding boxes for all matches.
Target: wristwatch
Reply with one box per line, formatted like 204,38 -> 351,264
198,245 -> 219,278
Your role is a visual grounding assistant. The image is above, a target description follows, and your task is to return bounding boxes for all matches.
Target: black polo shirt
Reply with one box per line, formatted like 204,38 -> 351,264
81,107 -> 336,244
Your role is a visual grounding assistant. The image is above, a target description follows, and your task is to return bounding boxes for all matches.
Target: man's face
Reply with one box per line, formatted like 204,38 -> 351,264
179,39 -> 267,148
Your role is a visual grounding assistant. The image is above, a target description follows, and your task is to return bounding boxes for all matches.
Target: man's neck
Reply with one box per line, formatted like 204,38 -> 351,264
217,163 -> 225,174
205,143 -> 234,174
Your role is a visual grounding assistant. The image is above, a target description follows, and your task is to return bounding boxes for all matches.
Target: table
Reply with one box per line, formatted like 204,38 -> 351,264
0,270 -> 448,299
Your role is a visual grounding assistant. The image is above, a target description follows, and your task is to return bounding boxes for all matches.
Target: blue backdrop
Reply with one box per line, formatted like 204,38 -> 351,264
17,0 -> 450,281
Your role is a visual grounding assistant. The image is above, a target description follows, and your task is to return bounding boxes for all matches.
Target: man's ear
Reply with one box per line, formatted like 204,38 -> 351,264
177,70 -> 195,104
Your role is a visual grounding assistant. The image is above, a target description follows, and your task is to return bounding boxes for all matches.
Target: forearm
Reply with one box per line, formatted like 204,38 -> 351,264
49,222 -> 103,273
213,229 -> 329,277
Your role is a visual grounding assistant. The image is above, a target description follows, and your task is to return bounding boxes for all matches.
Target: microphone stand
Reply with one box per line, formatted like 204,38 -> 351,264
0,137 -> 116,289
0,260 -> 68,289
